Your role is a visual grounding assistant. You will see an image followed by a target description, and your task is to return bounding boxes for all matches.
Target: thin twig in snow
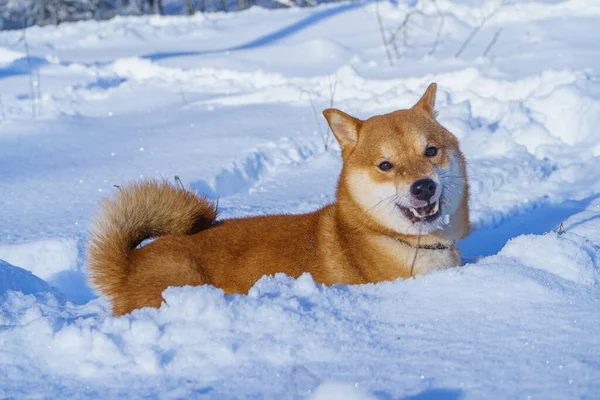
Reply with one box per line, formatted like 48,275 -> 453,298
179,87 -> 188,105
303,74 -> 337,151
327,74 -> 337,109
455,2 -> 505,58
375,1 -> 395,66
428,0 -> 445,56
482,28 -> 502,57
306,91 -> 327,151
174,175 -> 185,190
389,8 -> 424,52
376,0 -> 432,63
324,74 -> 338,149
34,68 -> 41,116
21,27 -> 36,119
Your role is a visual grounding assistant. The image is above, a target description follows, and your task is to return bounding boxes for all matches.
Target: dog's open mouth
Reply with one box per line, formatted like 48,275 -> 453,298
397,201 -> 441,223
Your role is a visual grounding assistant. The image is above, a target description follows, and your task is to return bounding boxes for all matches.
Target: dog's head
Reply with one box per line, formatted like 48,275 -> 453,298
324,83 -> 467,237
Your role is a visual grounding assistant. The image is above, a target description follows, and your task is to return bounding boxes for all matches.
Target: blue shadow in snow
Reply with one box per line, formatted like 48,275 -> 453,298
230,1 -> 363,51
83,76 -> 126,90
375,388 -> 464,400
48,270 -> 96,305
402,388 -> 464,400
145,1 -> 364,61
0,56 -> 50,79
459,194 -> 600,264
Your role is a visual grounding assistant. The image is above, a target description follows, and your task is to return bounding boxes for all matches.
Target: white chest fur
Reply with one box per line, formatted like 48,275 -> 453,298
410,246 -> 459,275
373,236 -> 459,277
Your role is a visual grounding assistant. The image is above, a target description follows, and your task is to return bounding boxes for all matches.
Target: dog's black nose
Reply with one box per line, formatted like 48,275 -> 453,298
411,179 -> 437,201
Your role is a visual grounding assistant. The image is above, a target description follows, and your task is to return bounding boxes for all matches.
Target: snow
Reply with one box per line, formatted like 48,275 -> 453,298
500,232 -> 599,285
1,0 -> 600,398
0,47 -> 23,65
0,259 -> 54,296
0,239 -> 78,281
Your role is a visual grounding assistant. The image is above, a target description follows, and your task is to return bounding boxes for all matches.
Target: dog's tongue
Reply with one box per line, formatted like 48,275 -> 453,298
411,199 -> 429,209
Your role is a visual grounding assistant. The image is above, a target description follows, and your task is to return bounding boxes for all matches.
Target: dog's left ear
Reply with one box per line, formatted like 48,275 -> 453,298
323,108 -> 363,153
412,83 -> 437,118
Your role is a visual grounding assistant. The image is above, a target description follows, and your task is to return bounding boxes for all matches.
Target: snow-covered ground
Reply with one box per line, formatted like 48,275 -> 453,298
1,0 -> 600,398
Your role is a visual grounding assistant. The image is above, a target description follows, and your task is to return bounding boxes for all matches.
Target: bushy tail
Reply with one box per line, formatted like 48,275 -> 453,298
87,179 -> 218,301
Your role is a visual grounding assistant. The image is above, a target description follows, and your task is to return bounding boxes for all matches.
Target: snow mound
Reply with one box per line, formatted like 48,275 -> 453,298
500,232 -> 600,285
192,138 -> 318,198
0,259 -> 53,296
0,239 -> 78,280
0,47 -> 24,65
563,196 -> 600,246
309,382 -> 377,400
289,39 -> 353,65
110,57 -> 167,81
527,83 -> 600,147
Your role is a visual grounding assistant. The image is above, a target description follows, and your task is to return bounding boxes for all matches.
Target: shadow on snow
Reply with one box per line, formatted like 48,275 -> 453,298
144,2 -> 364,61
459,194 -> 600,264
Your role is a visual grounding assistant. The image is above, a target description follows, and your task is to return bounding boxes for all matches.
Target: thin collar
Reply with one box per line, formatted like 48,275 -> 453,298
393,237 -> 455,250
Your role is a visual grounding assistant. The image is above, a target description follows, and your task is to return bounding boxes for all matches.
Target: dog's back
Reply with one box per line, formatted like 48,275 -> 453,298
132,210 -> 327,299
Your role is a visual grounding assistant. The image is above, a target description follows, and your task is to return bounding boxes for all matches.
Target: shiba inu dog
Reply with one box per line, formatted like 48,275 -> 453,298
88,83 -> 470,316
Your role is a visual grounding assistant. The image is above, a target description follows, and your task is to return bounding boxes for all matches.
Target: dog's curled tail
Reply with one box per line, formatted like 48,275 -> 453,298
87,179 -> 217,302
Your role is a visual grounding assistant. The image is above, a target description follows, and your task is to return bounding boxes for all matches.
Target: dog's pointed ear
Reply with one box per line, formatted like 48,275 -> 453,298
323,108 -> 362,151
412,83 -> 437,118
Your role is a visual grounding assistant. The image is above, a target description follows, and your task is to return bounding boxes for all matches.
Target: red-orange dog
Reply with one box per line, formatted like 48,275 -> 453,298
88,83 -> 470,316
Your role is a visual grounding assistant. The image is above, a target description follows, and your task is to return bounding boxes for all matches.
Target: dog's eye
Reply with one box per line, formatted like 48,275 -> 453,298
378,161 -> 394,171
425,146 -> 438,157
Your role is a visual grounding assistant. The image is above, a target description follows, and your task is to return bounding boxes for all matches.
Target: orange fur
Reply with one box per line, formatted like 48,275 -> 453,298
87,83 -> 470,316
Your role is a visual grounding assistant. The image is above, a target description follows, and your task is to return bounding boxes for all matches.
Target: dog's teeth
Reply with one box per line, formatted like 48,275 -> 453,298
432,202 -> 439,213
410,208 -> 420,218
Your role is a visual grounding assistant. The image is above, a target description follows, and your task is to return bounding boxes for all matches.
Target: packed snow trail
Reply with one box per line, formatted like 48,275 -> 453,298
1,0 -> 600,398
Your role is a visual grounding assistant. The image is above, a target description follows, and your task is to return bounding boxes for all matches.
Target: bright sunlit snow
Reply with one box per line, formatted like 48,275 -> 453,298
1,0 -> 600,398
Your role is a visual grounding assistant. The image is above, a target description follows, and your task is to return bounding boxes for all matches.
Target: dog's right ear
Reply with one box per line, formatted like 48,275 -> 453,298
323,108 -> 362,152
412,83 -> 437,118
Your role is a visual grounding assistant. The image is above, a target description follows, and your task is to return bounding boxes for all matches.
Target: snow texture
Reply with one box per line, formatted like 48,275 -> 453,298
1,0 -> 600,398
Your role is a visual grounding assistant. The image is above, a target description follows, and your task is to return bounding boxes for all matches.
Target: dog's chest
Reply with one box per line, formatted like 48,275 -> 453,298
373,236 -> 458,277
411,247 -> 458,275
